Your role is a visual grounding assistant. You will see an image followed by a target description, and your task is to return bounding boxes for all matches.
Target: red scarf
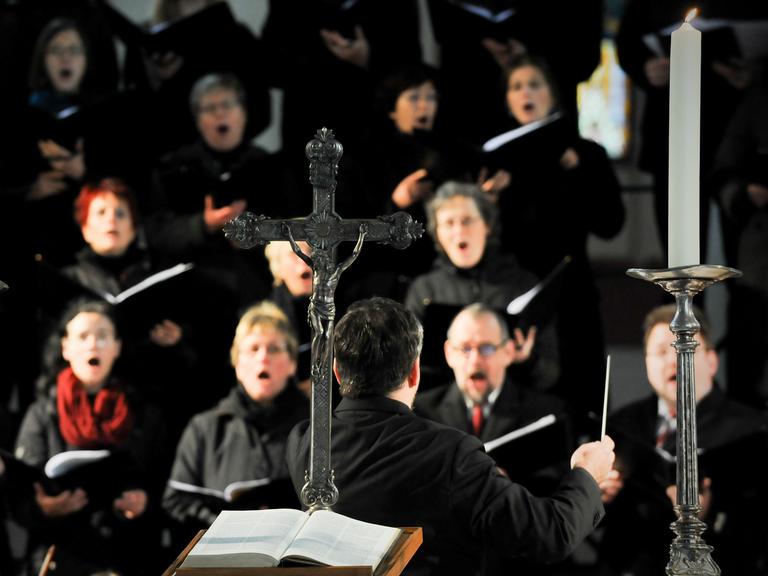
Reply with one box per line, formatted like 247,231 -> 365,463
56,367 -> 134,448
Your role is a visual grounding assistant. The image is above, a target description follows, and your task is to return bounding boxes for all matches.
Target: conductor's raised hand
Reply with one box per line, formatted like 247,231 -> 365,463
34,483 -> 88,517
570,435 -> 616,485
203,194 -> 246,232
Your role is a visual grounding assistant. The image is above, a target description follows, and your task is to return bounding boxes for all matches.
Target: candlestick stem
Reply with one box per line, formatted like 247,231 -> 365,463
627,264 -> 741,575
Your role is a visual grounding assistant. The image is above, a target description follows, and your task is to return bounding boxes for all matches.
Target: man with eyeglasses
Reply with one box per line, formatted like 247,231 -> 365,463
415,304 -> 570,472
596,303 -> 768,576
286,296 -> 615,576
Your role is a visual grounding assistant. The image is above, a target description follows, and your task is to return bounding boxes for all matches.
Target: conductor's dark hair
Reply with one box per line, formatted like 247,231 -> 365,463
29,18 -> 90,92
189,72 -> 246,117
642,303 -> 713,351
334,297 -> 423,397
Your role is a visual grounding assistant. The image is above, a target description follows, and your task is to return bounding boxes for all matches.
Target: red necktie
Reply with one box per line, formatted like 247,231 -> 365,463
471,404 -> 484,436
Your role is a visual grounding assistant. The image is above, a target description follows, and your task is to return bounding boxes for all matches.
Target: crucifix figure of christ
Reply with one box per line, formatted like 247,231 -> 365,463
224,128 -> 423,511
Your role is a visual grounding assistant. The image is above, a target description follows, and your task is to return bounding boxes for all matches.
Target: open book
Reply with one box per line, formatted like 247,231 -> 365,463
167,476 -> 299,509
101,1 -> 237,57
483,414 -> 571,486
506,254 -> 570,329
37,259 -> 194,336
1,448 -> 138,508
180,509 -> 402,570
482,112 -> 575,171
433,0 -> 526,42
642,18 -> 768,63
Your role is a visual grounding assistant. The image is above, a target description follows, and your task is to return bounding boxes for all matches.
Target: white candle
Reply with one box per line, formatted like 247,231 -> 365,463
668,9 -> 701,268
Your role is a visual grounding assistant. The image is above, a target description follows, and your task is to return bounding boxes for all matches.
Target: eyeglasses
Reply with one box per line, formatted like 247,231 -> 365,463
437,215 -> 482,230
451,342 -> 506,357
47,46 -> 84,57
198,99 -> 240,115
240,343 -> 289,357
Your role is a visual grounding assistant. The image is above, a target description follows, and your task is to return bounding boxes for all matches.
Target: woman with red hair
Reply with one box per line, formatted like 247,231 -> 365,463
44,177 -> 202,441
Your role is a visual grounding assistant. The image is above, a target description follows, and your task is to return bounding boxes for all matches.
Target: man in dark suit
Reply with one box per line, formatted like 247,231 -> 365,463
598,304 -> 768,576
414,304 -> 578,574
415,303 -> 572,492
286,296 -> 614,576
416,303 -> 568,438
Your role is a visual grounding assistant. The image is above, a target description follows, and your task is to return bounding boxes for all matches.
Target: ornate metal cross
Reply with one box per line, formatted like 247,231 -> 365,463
224,128 -> 423,511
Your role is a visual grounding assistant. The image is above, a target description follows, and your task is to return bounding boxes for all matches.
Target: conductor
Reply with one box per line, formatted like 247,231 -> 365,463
286,297 -> 614,575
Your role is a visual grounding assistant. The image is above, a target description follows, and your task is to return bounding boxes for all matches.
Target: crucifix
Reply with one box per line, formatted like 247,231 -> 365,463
224,128 -> 423,512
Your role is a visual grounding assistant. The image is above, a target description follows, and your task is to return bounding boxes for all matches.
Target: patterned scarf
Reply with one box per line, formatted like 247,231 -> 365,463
56,367 -> 134,447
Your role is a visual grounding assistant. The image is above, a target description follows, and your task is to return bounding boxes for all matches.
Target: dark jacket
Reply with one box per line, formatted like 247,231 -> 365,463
13,381 -> 166,576
600,385 -> 768,576
405,250 -> 560,391
287,396 -> 604,576
415,379 -> 565,441
163,384 -> 309,531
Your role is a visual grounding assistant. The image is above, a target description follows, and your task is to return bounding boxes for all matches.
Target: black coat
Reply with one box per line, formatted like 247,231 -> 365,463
163,384 -> 309,533
599,386 -> 768,576
405,250 -> 560,391
287,396 -> 604,576
13,381 -> 166,576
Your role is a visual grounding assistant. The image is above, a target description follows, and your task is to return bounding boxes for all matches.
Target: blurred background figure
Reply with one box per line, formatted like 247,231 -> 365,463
264,241 -> 313,395
12,300 -> 167,576
163,302 -> 308,551
406,181 -> 559,392
495,54 -> 624,437
146,72 -> 290,401
119,0 -> 273,158
261,0 -> 422,167
598,304 -> 768,576
426,0 -> 603,144
615,0 -> 768,257
707,77 -> 768,410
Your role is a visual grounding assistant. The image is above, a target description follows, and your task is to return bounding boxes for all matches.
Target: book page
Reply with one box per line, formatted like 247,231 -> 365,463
484,414 -> 556,453
283,510 -> 401,570
506,283 -> 540,315
167,479 -> 225,500
482,112 -> 563,152
183,509 -> 308,568
224,477 -> 273,502
44,449 -> 111,478
113,262 -> 193,303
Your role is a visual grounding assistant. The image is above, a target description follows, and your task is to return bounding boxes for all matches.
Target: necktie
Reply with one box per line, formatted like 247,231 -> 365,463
656,415 -> 676,449
471,403 -> 484,436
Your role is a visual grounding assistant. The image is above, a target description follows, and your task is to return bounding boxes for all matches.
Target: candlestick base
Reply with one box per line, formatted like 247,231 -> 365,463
627,264 -> 740,576
666,512 -> 720,576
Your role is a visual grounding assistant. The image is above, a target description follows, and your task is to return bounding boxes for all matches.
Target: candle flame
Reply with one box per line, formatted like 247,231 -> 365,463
685,8 -> 698,23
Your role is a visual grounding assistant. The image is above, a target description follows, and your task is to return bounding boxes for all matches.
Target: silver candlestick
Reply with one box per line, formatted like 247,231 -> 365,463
626,264 -> 741,576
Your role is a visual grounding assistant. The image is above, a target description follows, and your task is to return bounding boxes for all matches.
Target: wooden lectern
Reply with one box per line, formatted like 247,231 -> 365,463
162,526 -> 423,576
